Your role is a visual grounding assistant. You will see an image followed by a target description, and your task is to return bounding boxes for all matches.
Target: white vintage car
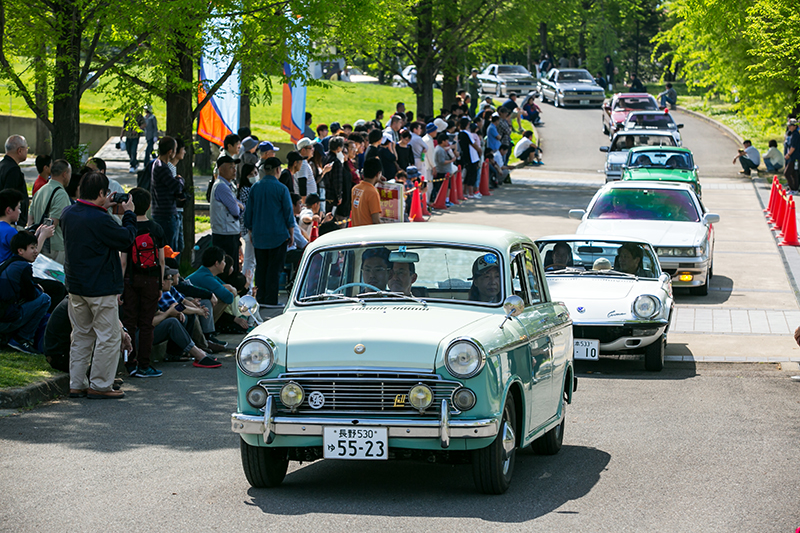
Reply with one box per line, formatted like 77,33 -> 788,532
569,181 -> 720,296
536,235 -> 674,371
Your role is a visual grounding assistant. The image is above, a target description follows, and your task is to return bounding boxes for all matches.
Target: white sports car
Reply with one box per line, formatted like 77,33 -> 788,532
568,181 -> 720,295
536,235 -> 674,371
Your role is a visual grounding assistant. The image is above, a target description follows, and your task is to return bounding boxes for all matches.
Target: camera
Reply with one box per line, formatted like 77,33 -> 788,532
110,192 -> 129,204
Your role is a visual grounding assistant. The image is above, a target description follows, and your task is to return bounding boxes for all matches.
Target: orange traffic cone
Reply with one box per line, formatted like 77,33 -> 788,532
772,188 -> 786,231
347,218 -> 353,228
456,166 -> 465,201
310,220 -> 319,242
409,187 -> 425,222
433,174 -> 450,209
449,171 -> 461,205
420,183 -> 431,216
765,176 -> 777,214
780,196 -> 800,246
479,160 -> 492,196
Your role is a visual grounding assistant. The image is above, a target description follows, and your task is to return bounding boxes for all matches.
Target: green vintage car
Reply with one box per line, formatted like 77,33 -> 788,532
621,146 -> 702,197
231,223 -> 576,494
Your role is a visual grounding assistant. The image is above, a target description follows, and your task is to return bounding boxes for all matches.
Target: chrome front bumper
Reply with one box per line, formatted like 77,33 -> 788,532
232,397 -> 499,449
660,256 -> 711,287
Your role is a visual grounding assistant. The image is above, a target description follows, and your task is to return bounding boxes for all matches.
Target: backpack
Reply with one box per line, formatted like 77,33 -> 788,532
132,232 -> 158,269
191,234 -> 213,270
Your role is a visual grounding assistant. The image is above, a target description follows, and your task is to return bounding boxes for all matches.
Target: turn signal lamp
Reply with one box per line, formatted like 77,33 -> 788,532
679,273 -> 694,282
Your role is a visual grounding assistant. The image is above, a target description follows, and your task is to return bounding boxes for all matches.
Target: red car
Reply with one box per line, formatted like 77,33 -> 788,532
602,93 -> 659,139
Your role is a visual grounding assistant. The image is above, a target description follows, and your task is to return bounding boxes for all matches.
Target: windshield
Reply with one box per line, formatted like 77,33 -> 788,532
588,188 -> 700,222
348,67 -> 365,75
297,244 -> 504,305
497,65 -> 530,75
538,240 -> 660,278
610,134 -> 677,151
627,150 -> 693,169
626,113 -> 676,129
557,70 -> 594,83
614,97 -> 658,110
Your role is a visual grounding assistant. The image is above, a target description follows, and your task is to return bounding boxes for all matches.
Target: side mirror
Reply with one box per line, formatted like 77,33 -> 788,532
677,124 -> 684,129
659,272 -> 671,285
568,209 -> 586,220
599,146 -> 610,152
500,295 -> 525,329
703,213 -> 720,224
238,295 -> 262,325
694,165 -> 699,172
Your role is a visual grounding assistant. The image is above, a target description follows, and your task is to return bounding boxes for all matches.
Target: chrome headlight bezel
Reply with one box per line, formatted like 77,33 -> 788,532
657,246 -> 698,257
236,335 -> 276,377
444,338 -> 486,379
632,295 -> 661,319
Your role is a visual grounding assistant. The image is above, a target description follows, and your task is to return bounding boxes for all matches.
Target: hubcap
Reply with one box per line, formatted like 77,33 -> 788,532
501,419 -> 516,475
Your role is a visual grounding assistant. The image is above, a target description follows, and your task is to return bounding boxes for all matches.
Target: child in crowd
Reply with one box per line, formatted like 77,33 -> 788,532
32,155 -> 52,198
0,231 -> 51,353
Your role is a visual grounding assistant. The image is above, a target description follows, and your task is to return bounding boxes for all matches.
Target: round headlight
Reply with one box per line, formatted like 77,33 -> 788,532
237,337 -> 275,376
246,386 -> 268,409
452,387 -> 477,411
280,382 -> 304,408
408,384 -> 433,412
445,340 -> 485,378
633,295 -> 660,319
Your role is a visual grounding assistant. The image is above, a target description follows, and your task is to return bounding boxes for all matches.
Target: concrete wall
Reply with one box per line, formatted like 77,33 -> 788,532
0,114 -> 119,156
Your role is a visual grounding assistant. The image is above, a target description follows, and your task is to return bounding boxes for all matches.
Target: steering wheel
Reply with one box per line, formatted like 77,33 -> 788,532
331,282 -> 381,294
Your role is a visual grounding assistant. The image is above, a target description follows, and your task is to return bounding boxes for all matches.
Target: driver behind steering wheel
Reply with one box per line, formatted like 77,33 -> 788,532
360,247 -> 392,291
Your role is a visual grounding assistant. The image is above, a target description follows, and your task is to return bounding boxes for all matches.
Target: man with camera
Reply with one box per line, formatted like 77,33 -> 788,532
29,159 -> 72,264
61,172 -> 137,400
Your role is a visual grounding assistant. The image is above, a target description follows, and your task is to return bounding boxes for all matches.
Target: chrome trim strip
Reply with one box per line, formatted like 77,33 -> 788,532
263,395 -> 276,444
231,413 -> 500,439
440,399 -> 450,449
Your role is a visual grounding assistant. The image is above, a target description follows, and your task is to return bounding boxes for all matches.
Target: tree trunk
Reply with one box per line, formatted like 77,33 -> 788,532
441,52 -> 458,112
414,0 -> 435,118
51,1 -> 82,161
165,39 -> 195,268
33,44 -> 50,156
539,22 -> 548,56
239,81 -> 250,132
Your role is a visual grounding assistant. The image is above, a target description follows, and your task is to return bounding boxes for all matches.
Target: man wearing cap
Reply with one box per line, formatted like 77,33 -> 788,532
143,105 -> 158,166
478,96 -> 495,115
210,154 -> 243,273
468,254 -> 501,303
785,119 -> 800,192
466,69 -> 482,117
244,156 -> 295,306
295,138 -> 317,198
238,137 -> 259,180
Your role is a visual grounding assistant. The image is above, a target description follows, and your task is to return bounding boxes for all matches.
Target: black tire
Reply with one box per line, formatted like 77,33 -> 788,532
531,397 -> 566,455
602,120 -> 609,135
472,395 -> 517,494
553,95 -> 559,107
240,437 -> 289,488
644,335 -> 665,371
690,263 -> 712,296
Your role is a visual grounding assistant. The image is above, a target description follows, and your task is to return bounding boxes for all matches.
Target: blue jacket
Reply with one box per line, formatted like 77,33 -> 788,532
244,176 -> 294,250
186,266 -> 233,305
61,200 -> 137,296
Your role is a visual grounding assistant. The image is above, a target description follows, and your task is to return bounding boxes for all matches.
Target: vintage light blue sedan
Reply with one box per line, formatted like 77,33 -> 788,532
231,223 -> 576,494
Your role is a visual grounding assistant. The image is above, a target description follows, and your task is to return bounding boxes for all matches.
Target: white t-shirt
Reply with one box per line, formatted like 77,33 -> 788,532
298,207 -> 314,236
468,132 -> 480,164
514,137 -> 534,158
743,145 -> 761,166
296,160 -> 316,195
493,151 -> 505,169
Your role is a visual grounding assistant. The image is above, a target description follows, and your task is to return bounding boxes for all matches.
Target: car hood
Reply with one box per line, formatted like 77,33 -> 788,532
557,82 -> 603,92
546,277 -> 654,322
577,219 -> 707,246
624,168 -> 697,182
500,74 -> 536,82
607,151 -> 629,164
611,109 -> 632,123
283,304 -> 490,371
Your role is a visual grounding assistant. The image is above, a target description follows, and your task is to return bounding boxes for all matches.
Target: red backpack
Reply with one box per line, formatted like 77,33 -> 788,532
132,233 -> 158,269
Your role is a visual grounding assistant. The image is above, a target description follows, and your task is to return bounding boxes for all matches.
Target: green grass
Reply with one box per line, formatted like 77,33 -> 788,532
195,215 -> 211,234
0,351 -> 60,389
0,77 -> 443,145
678,96 -> 785,150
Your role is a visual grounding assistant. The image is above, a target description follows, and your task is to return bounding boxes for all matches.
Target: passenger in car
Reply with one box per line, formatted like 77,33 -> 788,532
468,255 -> 501,303
388,261 -> 418,296
616,243 -> 644,275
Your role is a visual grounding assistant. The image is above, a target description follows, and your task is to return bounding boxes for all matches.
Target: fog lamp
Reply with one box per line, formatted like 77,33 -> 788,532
408,384 -> 433,412
246,386 -> 268,409
452,388 -> 477,411
679,273 -> 693,282
280,382 -> 304,409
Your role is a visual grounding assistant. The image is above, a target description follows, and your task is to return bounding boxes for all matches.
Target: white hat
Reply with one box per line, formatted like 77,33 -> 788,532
354,119 -> 367,127
381,133 -> 394,144
297,137 -> 314,150
434,118 -> 448,132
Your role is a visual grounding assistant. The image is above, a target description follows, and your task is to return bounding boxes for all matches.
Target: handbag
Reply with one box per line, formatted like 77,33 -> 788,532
120,138 -> 127,151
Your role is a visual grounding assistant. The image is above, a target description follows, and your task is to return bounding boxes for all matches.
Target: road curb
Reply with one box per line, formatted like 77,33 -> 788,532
0,373 -> 69,409
675,106 -> 744,145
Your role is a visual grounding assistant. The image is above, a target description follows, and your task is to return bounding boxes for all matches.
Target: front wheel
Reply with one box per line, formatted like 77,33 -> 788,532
472,395 -> 517,494
240,438 -> 289,488
644,335 -> 665,371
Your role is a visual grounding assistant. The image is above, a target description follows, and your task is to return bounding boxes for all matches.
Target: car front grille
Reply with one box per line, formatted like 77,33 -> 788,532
257,371 -> 462,416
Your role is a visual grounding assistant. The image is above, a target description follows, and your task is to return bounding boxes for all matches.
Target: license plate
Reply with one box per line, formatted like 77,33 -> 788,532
323,427 -> 388,460
580,99 -> 590,105
574,339 -> 599,360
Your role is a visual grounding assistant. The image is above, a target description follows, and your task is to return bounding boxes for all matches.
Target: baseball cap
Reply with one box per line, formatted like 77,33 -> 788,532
471,68 -> 478,73
163,246 -> 180,259
425,122 -> 437,134
262,156 -> 282,170
297,138 -> 314,150
259,141 -> 279,152
788,118 -> 798,127
217,155 -> 239,166
165,266 -> 179,277
286,151 -> 304,164
470,253 -> 499,279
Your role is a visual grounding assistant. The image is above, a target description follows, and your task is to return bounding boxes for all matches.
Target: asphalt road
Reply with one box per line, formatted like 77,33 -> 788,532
2,104 -> 800,532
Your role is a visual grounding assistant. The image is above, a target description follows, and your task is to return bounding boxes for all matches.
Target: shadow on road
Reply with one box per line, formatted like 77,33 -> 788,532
673,275 -> 733,305
575,358 -> 697,380
434,185 -> 597,221
243,444 -> 610,522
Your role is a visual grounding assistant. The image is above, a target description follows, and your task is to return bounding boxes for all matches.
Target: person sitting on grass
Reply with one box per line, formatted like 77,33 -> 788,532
513,131 -> 543,166
0,231 -> 51,354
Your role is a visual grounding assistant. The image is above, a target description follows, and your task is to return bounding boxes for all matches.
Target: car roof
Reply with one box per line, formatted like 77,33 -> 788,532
627,146 -> 691,154
535,234 -> 657,247
614,93 -> 655,98
306,223 -> 532,253
627,110 -> 673,117
611,130 -> 675,139
600,180 -> 695,192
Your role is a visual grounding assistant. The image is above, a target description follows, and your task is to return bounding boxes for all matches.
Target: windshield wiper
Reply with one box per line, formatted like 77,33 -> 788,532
357,290 -> 428,306
299,293 -> 365,304
578,269 -> 638,279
